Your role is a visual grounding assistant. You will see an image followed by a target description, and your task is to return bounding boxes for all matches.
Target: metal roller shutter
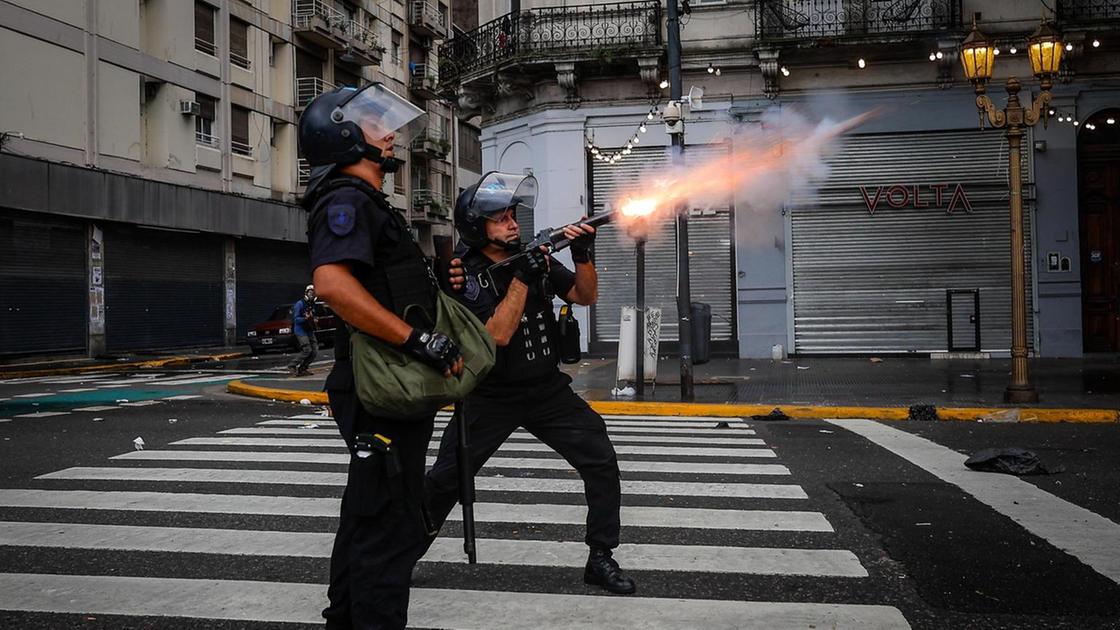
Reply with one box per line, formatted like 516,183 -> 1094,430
790,129 -> 1034,354
0,210 -> 87,355
235,239 -> 311,340
105,225 -> 224,352
589,144 -> 735,344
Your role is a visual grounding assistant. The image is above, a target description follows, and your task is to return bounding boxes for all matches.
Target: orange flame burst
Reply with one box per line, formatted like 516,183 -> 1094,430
611,109 -> 880,242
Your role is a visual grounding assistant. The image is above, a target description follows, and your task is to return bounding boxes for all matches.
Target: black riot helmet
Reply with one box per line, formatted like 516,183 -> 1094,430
297,83 -> 426,191
454,171 -> 538,250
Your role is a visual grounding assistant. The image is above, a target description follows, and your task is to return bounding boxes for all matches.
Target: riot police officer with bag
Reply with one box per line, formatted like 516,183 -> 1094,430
299,83 -> 465,629
425,172 -> 637,595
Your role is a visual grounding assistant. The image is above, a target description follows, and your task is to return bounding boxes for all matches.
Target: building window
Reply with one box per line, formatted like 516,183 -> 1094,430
391,30 -> 402,65
335,66 -> 359,89
195,94 -> 217,146
230,18 -> 250,69
231,106 -> 252,157
458,123 -> 481,172
194,1 -> 216,56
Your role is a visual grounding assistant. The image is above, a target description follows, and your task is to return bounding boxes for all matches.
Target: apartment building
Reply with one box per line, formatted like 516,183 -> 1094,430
438,0 -> 1120,358
0,0 -> 460,357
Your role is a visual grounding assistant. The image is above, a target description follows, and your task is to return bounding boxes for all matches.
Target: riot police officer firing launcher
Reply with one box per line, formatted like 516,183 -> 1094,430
425,172 -> 636,595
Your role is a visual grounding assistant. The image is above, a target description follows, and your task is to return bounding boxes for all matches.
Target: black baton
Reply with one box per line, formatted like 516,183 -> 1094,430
454,400 -> 477,563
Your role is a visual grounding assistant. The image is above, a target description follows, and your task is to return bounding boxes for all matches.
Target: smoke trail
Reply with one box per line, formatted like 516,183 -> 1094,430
614,107 -> 879,241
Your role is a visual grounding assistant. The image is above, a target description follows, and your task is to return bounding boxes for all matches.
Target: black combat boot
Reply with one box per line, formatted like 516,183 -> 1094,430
583,548 -> 636,595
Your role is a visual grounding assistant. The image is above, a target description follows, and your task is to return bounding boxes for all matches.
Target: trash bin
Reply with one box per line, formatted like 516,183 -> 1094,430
691,302 -> 711,365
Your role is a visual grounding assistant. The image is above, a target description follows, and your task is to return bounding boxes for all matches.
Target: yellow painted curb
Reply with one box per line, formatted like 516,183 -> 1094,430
226,380 -> 1119,423
1,352 -> 249,379
228,379 -> 328,404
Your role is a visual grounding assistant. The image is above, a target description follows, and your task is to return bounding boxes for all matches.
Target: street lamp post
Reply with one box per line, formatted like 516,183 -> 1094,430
960,20 -> 1062,404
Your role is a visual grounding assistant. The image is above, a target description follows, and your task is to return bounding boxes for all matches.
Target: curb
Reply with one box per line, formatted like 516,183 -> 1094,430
1,352 -> 250,379
226,380 -> 1120,423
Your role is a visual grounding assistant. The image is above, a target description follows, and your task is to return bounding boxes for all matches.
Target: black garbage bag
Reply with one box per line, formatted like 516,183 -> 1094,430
909,404 -> 938,422
751,408 -> 790,421
964,447 -> 1064,476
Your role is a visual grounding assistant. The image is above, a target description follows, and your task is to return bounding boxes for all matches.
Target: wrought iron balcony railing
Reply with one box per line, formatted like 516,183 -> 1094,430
1058,0 -> 1120,23
411,0 -> 449,39
344,18 -> 382,52
755,0 -> 962,43
231,140 -> 254,158
412,188 -> 450,216
293,0 -> 348,31
410,129 -> 451,158
439,0 -> 661,83
298,158 -> 311,187
410,63 -> 441,97
296,76 -> 335,109
195,131 -> 220,148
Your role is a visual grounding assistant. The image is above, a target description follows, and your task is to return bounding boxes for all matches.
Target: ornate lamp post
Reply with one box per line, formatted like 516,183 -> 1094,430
960,20 -> 1063,404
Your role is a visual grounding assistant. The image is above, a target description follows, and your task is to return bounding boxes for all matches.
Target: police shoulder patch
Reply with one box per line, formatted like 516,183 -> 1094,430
327,204 -> 357,236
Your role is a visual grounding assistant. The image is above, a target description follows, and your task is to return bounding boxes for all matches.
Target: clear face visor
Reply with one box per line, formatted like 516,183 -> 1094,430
334,84 -> 428,145
470,172 -> 538,220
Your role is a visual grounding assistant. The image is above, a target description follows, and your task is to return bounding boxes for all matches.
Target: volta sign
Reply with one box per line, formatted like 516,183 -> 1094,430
859,183 -> 973,215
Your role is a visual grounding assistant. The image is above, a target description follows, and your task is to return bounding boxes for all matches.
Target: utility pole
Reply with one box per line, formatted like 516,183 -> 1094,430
666,0 -> 694,400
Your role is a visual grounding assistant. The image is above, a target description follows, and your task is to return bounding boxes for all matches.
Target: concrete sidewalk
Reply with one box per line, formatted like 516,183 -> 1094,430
0,347 -> 250,379
227,355 -> 1120,422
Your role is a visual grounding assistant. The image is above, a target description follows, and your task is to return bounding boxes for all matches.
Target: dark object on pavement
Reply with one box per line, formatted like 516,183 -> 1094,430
909,404 -> 938,422
964,447 -> 1064,476
752,408 -> 790,421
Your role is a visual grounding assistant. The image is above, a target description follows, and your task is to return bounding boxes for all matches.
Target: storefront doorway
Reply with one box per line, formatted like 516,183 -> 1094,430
1078,108 -> 1120,353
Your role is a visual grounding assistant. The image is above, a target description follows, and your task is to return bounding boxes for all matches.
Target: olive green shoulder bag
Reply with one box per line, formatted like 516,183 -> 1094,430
350,291 -> 496,417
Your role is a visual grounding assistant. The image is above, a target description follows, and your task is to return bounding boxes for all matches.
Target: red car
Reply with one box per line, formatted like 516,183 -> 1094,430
246,301 -> 338,354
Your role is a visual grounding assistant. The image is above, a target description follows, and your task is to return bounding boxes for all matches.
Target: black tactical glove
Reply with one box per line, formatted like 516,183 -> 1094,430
569,226 -> 595,264
511,246 -> 549,284
402,329 -> 461,374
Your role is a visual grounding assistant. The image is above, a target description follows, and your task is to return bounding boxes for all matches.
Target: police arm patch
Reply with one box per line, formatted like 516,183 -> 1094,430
463,274 -> 481,302
327,205 -> 357,236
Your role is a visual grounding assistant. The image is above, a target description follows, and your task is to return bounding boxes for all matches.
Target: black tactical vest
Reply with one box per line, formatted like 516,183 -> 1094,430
463,249 -> 561,392
308,177 -> 438,358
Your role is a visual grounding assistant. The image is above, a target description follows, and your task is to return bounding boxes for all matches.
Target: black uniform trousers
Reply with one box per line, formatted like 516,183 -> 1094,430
426,373 -> 622,550
323,363 -> 435,630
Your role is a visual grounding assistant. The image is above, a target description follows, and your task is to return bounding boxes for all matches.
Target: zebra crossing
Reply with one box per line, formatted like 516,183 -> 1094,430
0,408 -> 912,628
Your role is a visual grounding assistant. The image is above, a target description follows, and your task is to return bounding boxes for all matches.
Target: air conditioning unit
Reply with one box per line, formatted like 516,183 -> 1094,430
179,100 -> 201,116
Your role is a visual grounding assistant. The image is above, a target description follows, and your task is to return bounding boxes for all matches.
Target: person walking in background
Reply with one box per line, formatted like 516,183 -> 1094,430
288,284 -> 318,376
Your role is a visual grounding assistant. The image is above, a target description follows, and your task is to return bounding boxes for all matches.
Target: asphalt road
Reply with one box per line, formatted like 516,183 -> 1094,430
0,358 -> 1118,629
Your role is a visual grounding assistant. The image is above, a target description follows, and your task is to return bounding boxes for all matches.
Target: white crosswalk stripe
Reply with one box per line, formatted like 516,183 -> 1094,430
0,408 -> 911,627
0,521 -> 861,576
169,436 -> 780,458
259,418 -> 758,435
39,467 -> 809,499
0,573 -> 910,628
223,426 -> 765,445
110,450 -> 793,475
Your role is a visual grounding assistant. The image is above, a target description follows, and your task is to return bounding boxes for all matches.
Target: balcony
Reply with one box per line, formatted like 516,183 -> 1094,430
296,76 -> 336,110
754,0 -> 962,45
410,0 -> 448,40
410,64 -> 440,100
439,1 -> 662,86
298,158 -> 311,187
409,130 -> 451,159
292,0 -> 383,64
1058,0 -> 1120,25
412,188 -> 450,219
341,19 -> 383,65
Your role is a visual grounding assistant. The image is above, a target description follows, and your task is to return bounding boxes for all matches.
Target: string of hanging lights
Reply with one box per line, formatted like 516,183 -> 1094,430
585,103 -> 660,165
